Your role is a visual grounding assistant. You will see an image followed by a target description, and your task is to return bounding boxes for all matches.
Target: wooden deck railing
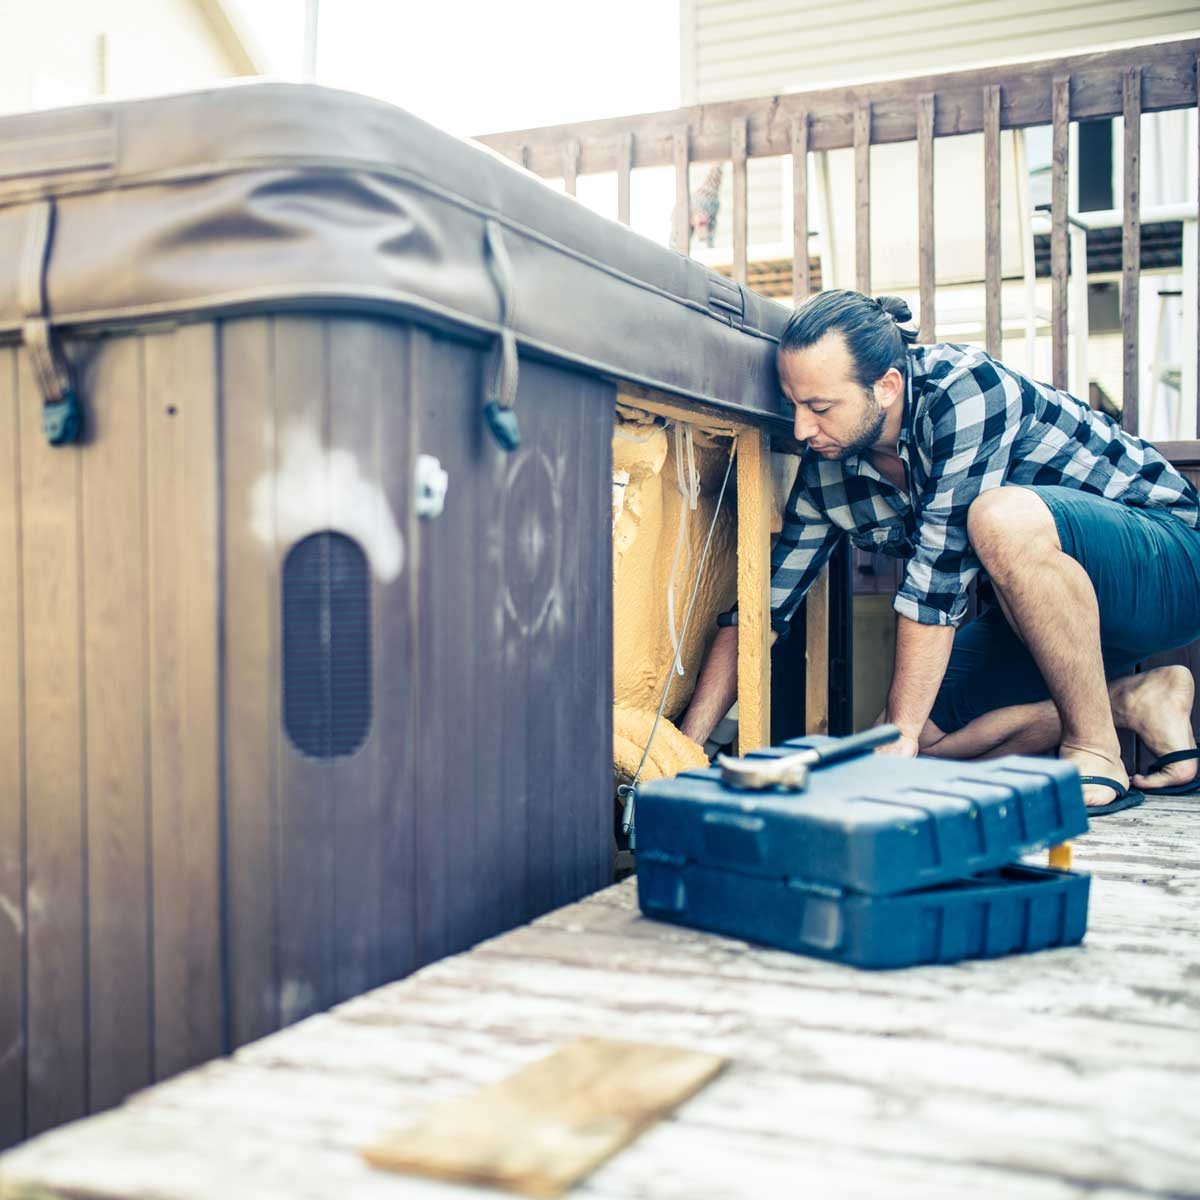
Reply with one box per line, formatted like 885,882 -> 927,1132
477,38 -> 1200,736
479,37 -> 1200,444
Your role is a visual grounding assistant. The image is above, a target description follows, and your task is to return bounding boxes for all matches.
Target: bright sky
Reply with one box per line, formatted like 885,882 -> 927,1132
229,0 -> 681,137
227,0 -> 682,238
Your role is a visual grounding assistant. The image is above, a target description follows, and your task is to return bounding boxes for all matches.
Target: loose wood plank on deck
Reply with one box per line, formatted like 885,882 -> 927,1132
363,1038 -> 726,1197
2,798 -> 1198,1199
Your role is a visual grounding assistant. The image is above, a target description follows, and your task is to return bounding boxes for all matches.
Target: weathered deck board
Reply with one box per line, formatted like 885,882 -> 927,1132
1,796 -> 1197,1200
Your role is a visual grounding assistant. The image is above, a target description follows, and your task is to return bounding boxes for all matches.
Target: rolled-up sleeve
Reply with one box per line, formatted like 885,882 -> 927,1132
894,364 -> 1024,626
769,474 -> 843,636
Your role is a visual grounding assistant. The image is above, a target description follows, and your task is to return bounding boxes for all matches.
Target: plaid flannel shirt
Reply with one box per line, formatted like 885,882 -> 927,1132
769,342 -> 1200,632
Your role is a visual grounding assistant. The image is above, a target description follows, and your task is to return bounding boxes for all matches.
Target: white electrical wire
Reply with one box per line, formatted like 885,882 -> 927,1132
620,439 -> 736,841
666,422 -> 701,676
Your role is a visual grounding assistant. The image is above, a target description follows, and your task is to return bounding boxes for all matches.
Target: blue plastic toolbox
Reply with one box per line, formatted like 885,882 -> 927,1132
635,737 -> 1091,968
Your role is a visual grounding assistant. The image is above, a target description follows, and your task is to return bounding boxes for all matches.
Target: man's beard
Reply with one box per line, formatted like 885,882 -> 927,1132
825,386 -> 887,460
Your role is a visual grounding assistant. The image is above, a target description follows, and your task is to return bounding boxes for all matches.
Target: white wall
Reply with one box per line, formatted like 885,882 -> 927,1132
683,0 -> 1200,102
0,0 -> 248,115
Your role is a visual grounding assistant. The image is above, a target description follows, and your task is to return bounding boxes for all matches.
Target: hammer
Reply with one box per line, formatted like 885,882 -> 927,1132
717,725 -> 903,791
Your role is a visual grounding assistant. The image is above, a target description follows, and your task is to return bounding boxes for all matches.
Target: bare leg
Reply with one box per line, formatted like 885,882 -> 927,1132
921,701 -> 1061,760
961,487 -> 1126,806
921,663 -> 1197,786
916,667 -> 1190,758
1119,667 -> 1198,790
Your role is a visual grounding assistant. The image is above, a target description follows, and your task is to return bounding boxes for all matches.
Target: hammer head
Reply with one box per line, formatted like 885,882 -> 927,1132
717,753 -> 811,791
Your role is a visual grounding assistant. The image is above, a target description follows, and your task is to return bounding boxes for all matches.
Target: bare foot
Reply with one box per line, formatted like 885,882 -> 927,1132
1111,665 -> 1198,791
1059,739 -> 1130,808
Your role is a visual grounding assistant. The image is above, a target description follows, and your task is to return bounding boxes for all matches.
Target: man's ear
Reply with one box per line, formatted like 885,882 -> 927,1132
875,366 -> 905,411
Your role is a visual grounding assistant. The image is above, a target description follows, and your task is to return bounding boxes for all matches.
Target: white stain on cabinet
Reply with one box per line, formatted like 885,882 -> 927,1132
251,425 -> 404,581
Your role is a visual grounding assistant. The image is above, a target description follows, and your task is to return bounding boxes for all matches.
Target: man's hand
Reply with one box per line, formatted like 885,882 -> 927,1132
881,618 -> 955,757
870,708 -> 920,758
875,730 -> 920,758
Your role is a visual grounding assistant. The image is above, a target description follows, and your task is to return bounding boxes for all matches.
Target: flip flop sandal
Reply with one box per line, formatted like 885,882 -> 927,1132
1078,775 -> 1145,817
1135,748 -> 1200,796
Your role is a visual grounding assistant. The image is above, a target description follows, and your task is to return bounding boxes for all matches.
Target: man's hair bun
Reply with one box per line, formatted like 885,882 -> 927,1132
780,289 -> 916,386
875,295 -> 920,344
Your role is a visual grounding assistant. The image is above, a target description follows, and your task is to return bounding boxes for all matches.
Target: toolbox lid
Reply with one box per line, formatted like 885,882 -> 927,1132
636,738 -> 1088,897
0,82 -> 788,428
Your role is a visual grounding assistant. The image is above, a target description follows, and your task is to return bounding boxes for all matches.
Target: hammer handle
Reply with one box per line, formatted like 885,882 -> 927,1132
809,724 -> 902,768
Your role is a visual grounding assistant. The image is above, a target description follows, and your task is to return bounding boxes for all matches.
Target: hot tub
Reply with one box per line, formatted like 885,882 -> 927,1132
0,81 -> 789,1142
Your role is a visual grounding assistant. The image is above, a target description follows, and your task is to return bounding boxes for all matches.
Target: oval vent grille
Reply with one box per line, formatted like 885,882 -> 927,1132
282,531 -> 372,758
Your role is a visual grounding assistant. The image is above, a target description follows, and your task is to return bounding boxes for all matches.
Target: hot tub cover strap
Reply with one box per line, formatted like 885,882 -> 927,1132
483,219 -> 521,452
18,200 -> 82,445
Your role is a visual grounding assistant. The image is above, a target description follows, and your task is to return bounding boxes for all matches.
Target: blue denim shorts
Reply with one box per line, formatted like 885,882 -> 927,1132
929,485 -> 1200,735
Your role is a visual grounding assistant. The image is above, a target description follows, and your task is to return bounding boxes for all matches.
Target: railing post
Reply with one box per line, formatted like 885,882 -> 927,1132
1051,76 -> 1070,391
791,114 -> 810,304
616,132 -> 632,226
736,428 -> 772,754
1123,66 -> 1142,435
917,93 -> 936,343
790,107 -> 826,734
1069,220 -> 1090,399
854,103 -> 871,294
672,127 -> 691,255
731,118 -> 749,285
562,138 -> 579,197
983,86 -> 1003,357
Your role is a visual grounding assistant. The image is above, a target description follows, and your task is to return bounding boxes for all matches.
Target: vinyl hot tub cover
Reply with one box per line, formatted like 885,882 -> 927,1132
0,81 -> 790,442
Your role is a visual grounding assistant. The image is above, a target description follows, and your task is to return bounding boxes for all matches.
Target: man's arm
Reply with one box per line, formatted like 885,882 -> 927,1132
677,625 -> 739,745
678,464 -> 839,747
883,362 -> 1024,753
878,616 -> 955,756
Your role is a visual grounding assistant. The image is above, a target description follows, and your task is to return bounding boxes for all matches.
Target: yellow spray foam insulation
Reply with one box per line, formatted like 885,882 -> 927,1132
615,401 -> 737,440
613,705 -> 710,786
611,409 -> 738,781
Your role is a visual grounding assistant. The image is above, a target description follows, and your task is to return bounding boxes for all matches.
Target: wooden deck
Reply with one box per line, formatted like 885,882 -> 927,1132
1,794 -> 1197,1200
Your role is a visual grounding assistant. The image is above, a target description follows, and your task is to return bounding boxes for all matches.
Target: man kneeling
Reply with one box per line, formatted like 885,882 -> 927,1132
679,290 -> 1200,813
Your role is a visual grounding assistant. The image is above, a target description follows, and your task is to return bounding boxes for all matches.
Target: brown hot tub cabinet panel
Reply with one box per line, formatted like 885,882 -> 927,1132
0,82 -> 788,1144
